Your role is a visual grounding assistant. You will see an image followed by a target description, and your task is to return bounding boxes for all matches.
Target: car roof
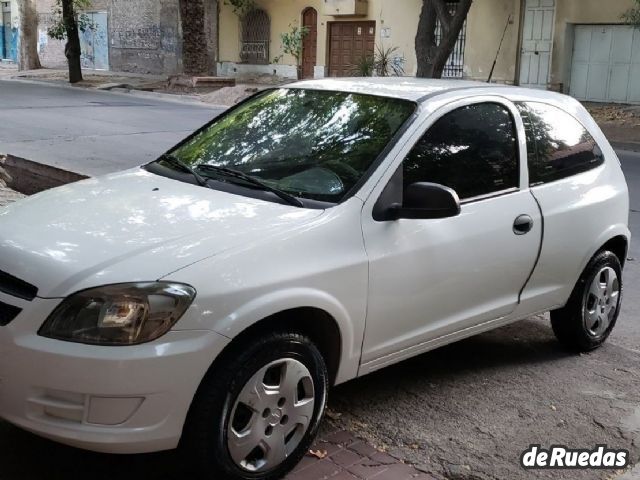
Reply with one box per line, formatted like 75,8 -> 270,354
287,77 -> 577,107
288,77 -> 505,102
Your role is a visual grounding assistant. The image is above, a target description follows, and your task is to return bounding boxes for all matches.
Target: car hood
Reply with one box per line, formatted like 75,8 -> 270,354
0,168 -> 324,298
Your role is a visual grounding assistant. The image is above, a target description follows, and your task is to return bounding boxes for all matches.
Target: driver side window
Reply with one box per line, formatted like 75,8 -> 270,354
403,102 -> 519,201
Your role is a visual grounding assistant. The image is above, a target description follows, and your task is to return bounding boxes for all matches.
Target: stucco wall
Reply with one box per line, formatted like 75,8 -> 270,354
219,0 -> 425,76
218,0 -> 522,81
464,0 -> 521,83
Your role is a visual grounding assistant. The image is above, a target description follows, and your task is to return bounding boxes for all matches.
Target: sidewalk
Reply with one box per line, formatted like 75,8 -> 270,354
291,430 -> 435,480
584,103 -> 640,152
0,64 -> 287,108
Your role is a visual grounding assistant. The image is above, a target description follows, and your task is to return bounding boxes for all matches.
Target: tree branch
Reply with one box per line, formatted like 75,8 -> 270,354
433,0 -> 452,32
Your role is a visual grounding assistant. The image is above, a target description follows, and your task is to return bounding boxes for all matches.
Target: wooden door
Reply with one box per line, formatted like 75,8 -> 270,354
328,21 -> 376,77
302,8 -> 318,79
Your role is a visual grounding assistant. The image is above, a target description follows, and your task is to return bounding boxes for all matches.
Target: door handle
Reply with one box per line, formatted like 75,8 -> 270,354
513,215 -> 534,235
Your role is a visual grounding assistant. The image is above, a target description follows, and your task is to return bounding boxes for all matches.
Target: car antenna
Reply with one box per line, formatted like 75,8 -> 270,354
487,14 -> 513,84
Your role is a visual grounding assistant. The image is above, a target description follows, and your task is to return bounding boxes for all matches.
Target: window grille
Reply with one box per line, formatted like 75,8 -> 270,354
241,9 -> 270,65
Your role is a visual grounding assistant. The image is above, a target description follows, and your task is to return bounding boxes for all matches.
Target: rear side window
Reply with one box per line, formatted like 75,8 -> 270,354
403,103 -> 519,200
516,102 -> 604,186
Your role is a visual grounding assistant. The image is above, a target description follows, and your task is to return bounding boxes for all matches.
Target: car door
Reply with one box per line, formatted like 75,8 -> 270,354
359,98 -> 543,370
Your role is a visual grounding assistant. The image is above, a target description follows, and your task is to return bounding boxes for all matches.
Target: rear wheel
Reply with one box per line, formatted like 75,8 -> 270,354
182,332 -> 328,480
551,251 -> 622,352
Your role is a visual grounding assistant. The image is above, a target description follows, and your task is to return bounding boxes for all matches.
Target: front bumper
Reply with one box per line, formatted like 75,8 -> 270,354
0,294 -> 229,454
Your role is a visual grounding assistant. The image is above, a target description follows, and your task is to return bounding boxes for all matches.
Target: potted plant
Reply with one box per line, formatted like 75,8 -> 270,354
276,24 -> 310,80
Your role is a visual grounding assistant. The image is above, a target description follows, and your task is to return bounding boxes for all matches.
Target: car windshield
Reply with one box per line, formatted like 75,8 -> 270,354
161,88 -> 415,204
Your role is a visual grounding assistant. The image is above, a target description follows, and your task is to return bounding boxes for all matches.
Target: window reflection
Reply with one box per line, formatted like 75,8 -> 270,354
403,103 -> 519,200
168,89 -> 415,203
516,102 -> 603,185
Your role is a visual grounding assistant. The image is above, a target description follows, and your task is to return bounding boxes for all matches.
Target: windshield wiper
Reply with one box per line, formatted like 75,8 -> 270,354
158,154 -> 209,188
196,164 -> 304,208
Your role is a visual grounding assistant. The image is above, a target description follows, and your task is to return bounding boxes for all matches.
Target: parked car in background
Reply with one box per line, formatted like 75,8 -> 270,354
0,78 -> 630,480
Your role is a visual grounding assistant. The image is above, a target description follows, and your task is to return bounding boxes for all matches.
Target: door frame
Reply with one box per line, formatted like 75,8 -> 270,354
517,0 -> 556,89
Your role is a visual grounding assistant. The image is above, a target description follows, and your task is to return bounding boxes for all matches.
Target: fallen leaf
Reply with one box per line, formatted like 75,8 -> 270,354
308,449 -> 328,459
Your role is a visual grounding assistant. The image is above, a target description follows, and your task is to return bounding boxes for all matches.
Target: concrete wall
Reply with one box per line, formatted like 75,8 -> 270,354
18,0 -> 191,74
36,0 -> 66,68
90,0 -> 183,74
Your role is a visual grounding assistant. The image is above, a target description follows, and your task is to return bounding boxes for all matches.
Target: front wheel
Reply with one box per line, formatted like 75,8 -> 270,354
182,332 -> 328,480
551,250 -> 622,352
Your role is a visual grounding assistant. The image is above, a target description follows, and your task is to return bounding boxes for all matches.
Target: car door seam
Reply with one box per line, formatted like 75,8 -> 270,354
518,190 -> 545,302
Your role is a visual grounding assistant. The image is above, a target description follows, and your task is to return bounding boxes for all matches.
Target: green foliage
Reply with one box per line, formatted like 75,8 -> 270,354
47,0 -> 95,40
353,54 -> 375,77
354,45 -> 405,78
225,0 -> 256,18
374,45 -> 405,77
274,24 -> 310,66
621,0 -> 640,25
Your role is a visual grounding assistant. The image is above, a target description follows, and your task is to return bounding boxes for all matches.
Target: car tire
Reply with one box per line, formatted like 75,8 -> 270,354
182,332 -> 329,480
551,250 -> 623,352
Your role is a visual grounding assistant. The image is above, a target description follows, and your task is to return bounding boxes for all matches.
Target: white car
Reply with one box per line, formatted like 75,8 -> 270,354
0,79 -> 630,479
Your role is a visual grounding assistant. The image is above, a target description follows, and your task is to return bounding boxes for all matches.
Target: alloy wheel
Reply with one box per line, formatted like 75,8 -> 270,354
583,266 -> 620,338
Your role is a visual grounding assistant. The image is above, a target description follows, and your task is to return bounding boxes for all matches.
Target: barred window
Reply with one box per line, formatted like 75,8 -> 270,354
241,9 -> 270,65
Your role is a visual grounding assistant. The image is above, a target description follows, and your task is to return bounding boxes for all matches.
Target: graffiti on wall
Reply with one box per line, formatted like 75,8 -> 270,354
1,15 -> 18,61
10,23 -> 17,62
80,12 -> 109,70
110,0 -> 160,49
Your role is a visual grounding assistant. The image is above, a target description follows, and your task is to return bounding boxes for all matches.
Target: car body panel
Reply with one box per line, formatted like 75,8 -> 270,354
359,95 -> 543,366
161,197 -> 369,385
0,168 -> 324,298
0,78 -> 630,454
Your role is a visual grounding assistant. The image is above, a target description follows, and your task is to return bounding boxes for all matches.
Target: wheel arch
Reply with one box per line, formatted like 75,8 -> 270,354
213,307 -> 344,387
599,235 -> 629,268
578,227 -> 630,279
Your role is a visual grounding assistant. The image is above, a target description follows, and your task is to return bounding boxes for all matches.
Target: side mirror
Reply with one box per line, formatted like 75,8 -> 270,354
386,182 -> 461,220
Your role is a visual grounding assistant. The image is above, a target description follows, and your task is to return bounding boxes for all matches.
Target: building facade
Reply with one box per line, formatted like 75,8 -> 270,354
218,0 -> 640,103
0,0 -> 18,62
8,0 -> 219,75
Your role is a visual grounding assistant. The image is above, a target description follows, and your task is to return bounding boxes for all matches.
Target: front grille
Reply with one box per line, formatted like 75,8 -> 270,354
0,270 -> 38,301
0,300 -> 22,326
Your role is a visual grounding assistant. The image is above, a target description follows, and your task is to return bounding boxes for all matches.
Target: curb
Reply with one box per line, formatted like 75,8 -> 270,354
1,76 -> 225,109
612,142 -> 640,153
1,154 -> 87,195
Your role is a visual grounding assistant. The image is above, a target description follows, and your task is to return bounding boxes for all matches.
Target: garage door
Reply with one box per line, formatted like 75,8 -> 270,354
328,21 -> 376,77
570,25 -> 640,103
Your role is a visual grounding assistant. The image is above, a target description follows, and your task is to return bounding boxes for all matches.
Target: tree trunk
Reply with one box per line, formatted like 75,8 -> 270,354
180,0 -> 217,75
415,0 -> 472,78
61,0 -> 82,83
17,0 -> 41,71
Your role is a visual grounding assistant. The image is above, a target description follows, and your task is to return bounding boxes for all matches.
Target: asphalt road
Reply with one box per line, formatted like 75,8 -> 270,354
0,81 -> 639,480
0,80 -> 223,176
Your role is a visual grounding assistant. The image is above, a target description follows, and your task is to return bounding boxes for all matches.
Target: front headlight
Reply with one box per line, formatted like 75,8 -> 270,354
39,282 -> 196,346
